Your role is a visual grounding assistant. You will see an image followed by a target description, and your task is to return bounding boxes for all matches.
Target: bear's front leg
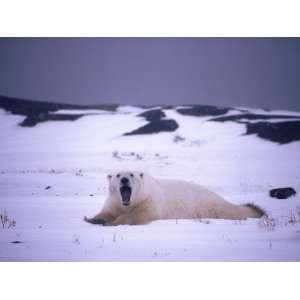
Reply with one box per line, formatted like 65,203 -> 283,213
111,214 -> 133,225
112,205 -> 155,226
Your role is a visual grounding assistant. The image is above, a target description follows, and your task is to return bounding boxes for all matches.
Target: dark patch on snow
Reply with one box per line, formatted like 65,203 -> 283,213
44,186 -> 51,190
208,111 -> 300,144
0,94 -> 118,127
245,121 -> 300,144
210,113 -> 300,122
269,187 -> 296,199
177,105 -> 231,117
11,240 -> 23,244
137,109 -> 166,122
0,94 -> 118,115
124,119 -> 179,135
173,134 -> 186,143
0,94 -> 85,116
20,113 -> 85,127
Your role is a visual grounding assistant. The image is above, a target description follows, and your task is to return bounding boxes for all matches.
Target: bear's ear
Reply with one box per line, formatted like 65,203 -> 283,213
107,174 -> 112,180
140,173 -> 144,178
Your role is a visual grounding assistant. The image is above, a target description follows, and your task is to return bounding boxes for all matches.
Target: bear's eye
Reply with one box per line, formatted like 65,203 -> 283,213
116,174 -> 120,178
130,173 -> 134,177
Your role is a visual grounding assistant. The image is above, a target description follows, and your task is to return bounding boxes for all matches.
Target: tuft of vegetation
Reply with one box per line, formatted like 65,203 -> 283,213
112,150 -> 168,162
73,235 -> 80,245
258,214 -> 277,231
0,210 -> 16,229
258,207 -> 300,231
112,233 -> 117,242
173,134 -> 186,143
283,207 -> 300,226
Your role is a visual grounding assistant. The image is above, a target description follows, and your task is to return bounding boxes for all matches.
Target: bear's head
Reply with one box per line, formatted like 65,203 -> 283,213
107,171 -> 144,208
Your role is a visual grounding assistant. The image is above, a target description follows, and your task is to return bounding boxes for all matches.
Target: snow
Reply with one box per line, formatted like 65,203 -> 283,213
0,106 -> 300,261
52,109 -> 115,115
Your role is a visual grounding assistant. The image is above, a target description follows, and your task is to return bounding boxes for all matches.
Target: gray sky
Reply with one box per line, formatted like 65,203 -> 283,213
0,38 -> 300,111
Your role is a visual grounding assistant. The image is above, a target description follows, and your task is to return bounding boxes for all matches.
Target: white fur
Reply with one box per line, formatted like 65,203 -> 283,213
84,171 -> 262,226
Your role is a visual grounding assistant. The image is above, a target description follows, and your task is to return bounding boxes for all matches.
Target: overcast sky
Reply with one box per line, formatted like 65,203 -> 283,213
0,38 -> 300,111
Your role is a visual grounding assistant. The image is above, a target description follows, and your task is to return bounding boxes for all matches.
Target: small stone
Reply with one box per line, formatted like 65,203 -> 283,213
269,187 -> 296,199
45,186 -> 51,190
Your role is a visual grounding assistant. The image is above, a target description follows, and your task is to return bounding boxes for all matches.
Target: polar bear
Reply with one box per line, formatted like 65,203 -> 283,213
84,171 -> 265,226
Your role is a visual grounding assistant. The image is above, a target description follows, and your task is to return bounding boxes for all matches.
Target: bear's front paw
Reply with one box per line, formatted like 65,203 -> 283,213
84,216 -> 107,225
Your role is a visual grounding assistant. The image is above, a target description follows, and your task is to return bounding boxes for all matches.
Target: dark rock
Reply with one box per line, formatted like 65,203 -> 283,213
138,109 -> 166,122
45,186 -> 51,190
245,121 -> 300,144
210,113 -> 300,122
11,240 -> 23,244
269,187 -> 296,199
124,119 -> 179,135
177,105 -> 231,117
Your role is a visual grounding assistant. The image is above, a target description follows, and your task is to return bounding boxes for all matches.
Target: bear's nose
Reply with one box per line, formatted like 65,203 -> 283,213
121,177 -> 129,185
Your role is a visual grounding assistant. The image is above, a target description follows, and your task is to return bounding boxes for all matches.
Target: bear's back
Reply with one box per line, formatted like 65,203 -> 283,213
153,178 -> 228,219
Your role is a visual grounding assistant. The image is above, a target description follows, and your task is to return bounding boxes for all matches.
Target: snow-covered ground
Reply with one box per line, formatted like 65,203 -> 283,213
0,105 -> 300,261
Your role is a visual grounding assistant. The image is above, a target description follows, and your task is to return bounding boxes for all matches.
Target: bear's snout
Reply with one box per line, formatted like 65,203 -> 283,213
121,177 -> 129,186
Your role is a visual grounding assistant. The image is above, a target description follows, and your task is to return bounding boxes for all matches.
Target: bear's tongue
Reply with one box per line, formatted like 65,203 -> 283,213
120,186 -> 131,205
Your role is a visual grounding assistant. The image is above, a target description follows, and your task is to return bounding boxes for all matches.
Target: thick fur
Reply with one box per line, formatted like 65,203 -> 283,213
84,171 -> 265,226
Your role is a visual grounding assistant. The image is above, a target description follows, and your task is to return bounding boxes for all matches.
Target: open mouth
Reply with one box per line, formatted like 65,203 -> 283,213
120,186 -> 132,206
